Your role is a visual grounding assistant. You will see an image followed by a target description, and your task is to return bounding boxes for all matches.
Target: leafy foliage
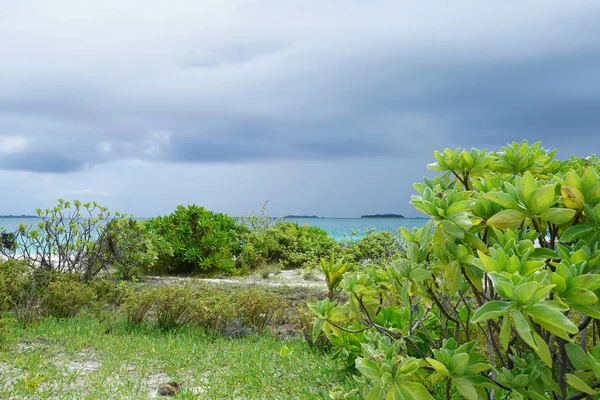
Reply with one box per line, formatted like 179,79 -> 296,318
311,141 -> 600,399
0,200 -> 151,282
340,229 -> 403,267
145,205 -> 244,274
238,221 -> 337,270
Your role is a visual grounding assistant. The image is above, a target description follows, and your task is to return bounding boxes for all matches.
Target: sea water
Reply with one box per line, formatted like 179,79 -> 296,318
0,217 -> 429,241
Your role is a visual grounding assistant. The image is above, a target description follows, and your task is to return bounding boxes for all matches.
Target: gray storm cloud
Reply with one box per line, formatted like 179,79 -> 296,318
0,0 -> 599,216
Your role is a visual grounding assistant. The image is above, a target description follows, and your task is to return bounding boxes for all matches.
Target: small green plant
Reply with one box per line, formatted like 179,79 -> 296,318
320,251 -> 352,300
22,373 -> 45,394
0,259 -> 29,312
154,285 -> 194,330
44,278 -> 96,318
122,286 -> 156,326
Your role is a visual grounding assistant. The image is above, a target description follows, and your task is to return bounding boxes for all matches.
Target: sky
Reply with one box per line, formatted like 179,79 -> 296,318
1,0 -> 599,218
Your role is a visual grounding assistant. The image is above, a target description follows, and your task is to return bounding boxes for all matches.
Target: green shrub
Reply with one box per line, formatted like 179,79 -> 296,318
233,286 -> 287,332
146,205 -> 244,275
122,286 -> 157,326
154,285 -> 194,330
0,259 -> 29,313
311,141 -> 600,399
0,200 -> 152,282
238,222 -> 337,270
96,219 -> 163,280
340,229 -> 402,267
44,279 -> 96,318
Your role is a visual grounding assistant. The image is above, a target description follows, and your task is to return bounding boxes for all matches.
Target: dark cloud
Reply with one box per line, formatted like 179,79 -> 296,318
1,0 -> 600,215
0,152 -> 83,173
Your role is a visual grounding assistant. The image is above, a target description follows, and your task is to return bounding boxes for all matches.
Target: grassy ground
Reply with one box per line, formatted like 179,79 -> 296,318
0,316 -> 358,399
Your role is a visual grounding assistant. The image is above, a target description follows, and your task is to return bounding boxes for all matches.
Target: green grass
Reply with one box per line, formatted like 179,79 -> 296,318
0,317 -> 358,399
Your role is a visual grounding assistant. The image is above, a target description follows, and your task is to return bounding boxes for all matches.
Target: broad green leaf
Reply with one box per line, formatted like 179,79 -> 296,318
475,251 -> 500,273
453,377 -> 478,400
487,210 -> 526,230
400,383 -> 435,400
526,303 -> 579,335
530,247 -> 559,259
513,282 -> 540,305
471,301 -> 513,323
484,192 -> 520,209
566,373 -> 597,395
426,358 -> 449,377
563,287 -> 598,306
529,184 -> 557,214
356,358 -> 382,380
519,171 -> 538,199
566,343 -> 593,370
533,332 -> 552,367
366,384 -> 385,400
539,208 -> 576,225
450,353 -> 470,375
572,304 -> 600,319
500,314 -> 511,350
560,224 -> 597,243
440,220 -> 464,239
512,310 -> 537,349
550,273 -> 567,294
447,200 -> 474,214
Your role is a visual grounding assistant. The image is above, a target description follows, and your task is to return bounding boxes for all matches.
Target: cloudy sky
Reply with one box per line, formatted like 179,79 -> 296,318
1,0 -> 599,217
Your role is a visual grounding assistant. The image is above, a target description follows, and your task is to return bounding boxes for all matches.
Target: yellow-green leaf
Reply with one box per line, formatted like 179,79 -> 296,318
529,184 -> 557,214
566,374 -> 597,395
487,210 -> 526,230
539,208 -> 576,225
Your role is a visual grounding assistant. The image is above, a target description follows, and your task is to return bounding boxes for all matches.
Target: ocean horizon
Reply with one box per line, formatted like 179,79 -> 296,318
0,216 -> 429,241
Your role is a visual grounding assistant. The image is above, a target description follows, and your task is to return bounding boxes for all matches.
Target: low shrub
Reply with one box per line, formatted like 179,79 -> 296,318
43,278 -> 96,318
121,286 -> 157,327
238,222 -> 338,270
232,286 -> 287,332
0,259 -> 29,313
154,285 -> 194,330
339,229 -> 402,267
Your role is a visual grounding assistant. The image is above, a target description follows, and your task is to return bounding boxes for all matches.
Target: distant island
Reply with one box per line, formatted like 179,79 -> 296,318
361,214 -> 405,218
285,215 -> 321,219
0,215 -> 38,218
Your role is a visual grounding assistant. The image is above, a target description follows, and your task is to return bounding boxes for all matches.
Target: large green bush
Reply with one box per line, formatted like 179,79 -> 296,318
238,221 -> 338,270
145,205 -> 244,274
312,141 -> 600,400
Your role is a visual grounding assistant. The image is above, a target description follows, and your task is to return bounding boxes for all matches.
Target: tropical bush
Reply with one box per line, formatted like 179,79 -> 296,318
311,141 -> 600,399
145,205 -> 244,274
0,200 -> 150,282
238,221 -> 337,270
0,259 -> 29,313
340,229 -> 403,267
97,218 -> 163,280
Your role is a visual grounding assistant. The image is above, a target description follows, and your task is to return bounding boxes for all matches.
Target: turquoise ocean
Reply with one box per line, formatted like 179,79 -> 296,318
0,217 -> 428,241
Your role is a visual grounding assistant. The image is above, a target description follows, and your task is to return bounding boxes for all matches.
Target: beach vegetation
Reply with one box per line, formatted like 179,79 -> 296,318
238,221 -> 337,271
145,204 -> 245,275
0,200 -> 149,282
311,141 -> 600,399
